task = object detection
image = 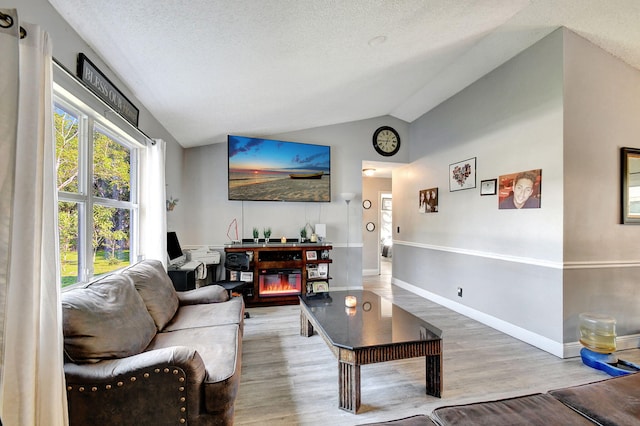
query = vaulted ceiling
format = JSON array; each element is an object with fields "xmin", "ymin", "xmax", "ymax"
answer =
[{"xmin": 48, "ymin": 0, "xmax": 640, "ymax": 148}]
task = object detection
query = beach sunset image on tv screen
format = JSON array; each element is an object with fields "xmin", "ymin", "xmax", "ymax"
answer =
[{"xmin": 228, "ymin": 135, "xmax": 331, "ymax": 202}]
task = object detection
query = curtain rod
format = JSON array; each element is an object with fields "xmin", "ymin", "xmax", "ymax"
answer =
[
  {"xmin": 0, "ymin": 11, "xmax": 26, "ymax": 39},
  {"xmin": 52, "ymin": 57, "xmax": 155, "ymax": 145}
]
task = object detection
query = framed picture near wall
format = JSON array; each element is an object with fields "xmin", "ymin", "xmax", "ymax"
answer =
[
  {"xmin": 498, "ymin": 169, "xmax": 542, "ymax": 209},
  {"xmin": 449, "ymin": 157, "xmax": 476, "ymax": 191},
  {"xmin": 382, "ymin": 197, "xmax": 392, "ymax": 210},
  {"xmin": 480, "ymin": 179, "xmax": 497, "ymax": 196},
  {"xmin": 621, "ymin": 147, "xmax": 640, "ymax": 224},
  {"xmin": 419, "ymin": 188, "xmax": 438, "ymax": 213}
]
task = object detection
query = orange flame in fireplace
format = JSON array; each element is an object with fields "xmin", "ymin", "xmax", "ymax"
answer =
[{"xmin": 259, "ymin": 274, "xmax": 301, "ymax": 297}]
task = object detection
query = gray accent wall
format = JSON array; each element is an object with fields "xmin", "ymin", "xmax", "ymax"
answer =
[{"xmin": 562, "ymin": 29, "xmax": 640, "ymax": 347}]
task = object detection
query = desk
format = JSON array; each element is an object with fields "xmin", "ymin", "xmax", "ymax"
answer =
[{"xmin": 168, "ymin": 263, "xmax": 218, "ymax": 291}]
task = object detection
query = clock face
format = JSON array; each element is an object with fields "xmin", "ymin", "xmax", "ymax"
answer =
[{"xmin": 373, "ymin": 126, "xmax": 401, "ymax": 156}]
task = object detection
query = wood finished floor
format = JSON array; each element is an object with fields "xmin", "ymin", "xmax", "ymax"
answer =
[{"xmin": 233, "ymin": 260, "xmax": 640, "ymax": 425}]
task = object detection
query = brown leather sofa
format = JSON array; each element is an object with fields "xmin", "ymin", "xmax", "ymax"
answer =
[
  {"xmin": 363, "ymin": 372, "xmax": 640, "ymax": 425},
  {"xmin": 61, "ymin": 259, "xmax": 244, "ymax": 426}
]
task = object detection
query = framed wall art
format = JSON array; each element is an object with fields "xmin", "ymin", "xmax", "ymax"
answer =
[
  {"xmin": 621, "ymin": 147, "xmax": 640, "ymax": 224},
  {"xmin": 419, "ymin": 188, "xmax": 438, "ymax": 213},
  {"xmin": 382, "ymin": 197, "xmax": 392, "ymax": 210},
  {"xmin": 449, "ymin": 157, "xmax": 476, "ymax": 191},
  {"xmin": 480, "ymin": 179, "xmax": 497, "ymax": 196},
  {"xmin": 498, "ymin": 169, "xmax": 542, "ymax": 209}
]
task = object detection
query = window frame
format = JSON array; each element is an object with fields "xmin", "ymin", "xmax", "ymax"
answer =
[{"xmin": 54, "ymin": 80, "xmax": 144, "ymax": 286}]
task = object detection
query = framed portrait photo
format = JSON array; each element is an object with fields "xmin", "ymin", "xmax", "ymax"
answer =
[
  {"xmin": 419, "ymin": 187, "xmax": 438, "ymax": 213},
  {"xmin": 480, "ymin": 179, "xmax": 497, "ymax": 196},
  {"xmin": 498, "ymin": 169, "xmax": 542, "ymax": 209},
  {"xmin": 449, "ymin": 157, "xmax": 476, "ymax": 191},
  {"xmin": 306, "ymin": 250, "xmax": 317, "ymax": 260}
]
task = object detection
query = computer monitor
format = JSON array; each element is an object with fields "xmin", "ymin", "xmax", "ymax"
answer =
[{"xmin": 167, "ymin": 231, "xmax": 186, "ymax": 266}]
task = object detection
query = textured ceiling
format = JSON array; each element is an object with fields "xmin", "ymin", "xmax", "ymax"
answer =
[{"xmin": 48, "ymin": 0, "xmax": 640, "ymax": 148}]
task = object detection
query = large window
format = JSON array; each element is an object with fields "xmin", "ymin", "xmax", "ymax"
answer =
[{"xmin": 55, "ymin": 94, "xmax": 140, "ymax": 287}]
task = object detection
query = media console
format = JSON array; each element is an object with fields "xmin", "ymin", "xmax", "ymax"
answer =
[{"xmin": 224, "ymin": 242, "xmax": 332, "ymax": 307}]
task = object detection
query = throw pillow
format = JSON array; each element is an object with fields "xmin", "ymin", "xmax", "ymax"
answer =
[
  {"xmin": 121, "ymin": 259, "xmax": 179, "ymax": 330},
  {"xmin": 62, "ymin": 273, "xmax": 157, "ymax": 363}
]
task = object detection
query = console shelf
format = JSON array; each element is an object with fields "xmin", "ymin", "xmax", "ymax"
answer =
[{"xmin": 224, "ymin": 243, "xmax": 332, "ymax": 307}]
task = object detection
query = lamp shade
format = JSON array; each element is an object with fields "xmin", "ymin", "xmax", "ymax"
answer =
[{"xmin": 340, "ymin": 192, "xmax": 355, "ymax": 202}]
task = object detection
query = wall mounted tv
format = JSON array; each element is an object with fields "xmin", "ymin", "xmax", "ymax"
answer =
[{"xmin": 228, "ymin": 135, "xmax": 331, "ymax": 202}]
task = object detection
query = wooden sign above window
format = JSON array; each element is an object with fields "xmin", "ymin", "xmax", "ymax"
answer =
[{"xmin": 76, "ymin": 53, "xmax": 139, "ymax": 126}]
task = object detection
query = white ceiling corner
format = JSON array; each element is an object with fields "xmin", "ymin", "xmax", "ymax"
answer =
[{"xmin": 47, "ymin": 0, "xmax": 640, "ymax": 148}]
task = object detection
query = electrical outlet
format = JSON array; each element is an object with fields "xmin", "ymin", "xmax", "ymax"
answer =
[{"xmin": 457, "ymin": 287, "xmax": 463, "ymax": 297}]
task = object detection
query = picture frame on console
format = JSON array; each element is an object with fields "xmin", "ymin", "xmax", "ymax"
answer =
[
  {"xmin": 312, "ymin": 281, "xmax": 329, "ymax": 293},
  {"xmin": 306, "ymin": 251, "xmax": 317, "ymax": 260},
  {"xmin": 318, "ymin": 264, "xmax": 328, "ymax": 278}
]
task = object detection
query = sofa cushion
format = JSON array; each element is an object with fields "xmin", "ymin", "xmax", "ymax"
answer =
[
  {"xmin": 177, "ymin": 284, "xmax": 229, "ymax": 306},
  {"xmin": 550, "ymin": 374, "xmax": 640, "ymax": 425},
  {"xmin": 431, "ymin": 393, "xmax": 594, "ymax": 425},
  {"xmin": 62, "ymin": 273, "xmax": 157, "ymax": 362},
  {"xmin": 121, "ymin": 259, "xmax": 179, "ymax": 330},
  {"xmin": 147, "ymin": 324, "xmax": 242, "ymax": 416},
  {"xmin": 163, "ymin": 297, "xmax": 244, "ymax": 333},
  {"xmin": 360, "ymin": 415, "xmax": 437, "ymax": 425}
]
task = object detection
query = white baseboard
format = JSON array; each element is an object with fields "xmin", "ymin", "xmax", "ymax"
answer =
[
  {"xmin": 393, "ymin": 278, "xmax": 567, "ymax": 358},
  {"xmin": 394, "ymin": 277, "xmax": 640, "ymax": 359}
]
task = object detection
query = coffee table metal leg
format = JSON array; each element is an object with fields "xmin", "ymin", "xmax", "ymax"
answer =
[
  {"xmin": 425, "ymin": 344, "xmax": 442, "ymax": 397},
  {"xmin": 338, "ymin": 349, "xmax": 360, "ymax": 413},
  {"xmin": 300, "ymin": 311, "xmax": 314, "ymax": 337}
]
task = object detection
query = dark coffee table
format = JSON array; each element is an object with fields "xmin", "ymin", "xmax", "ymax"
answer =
[{"xmin": 299, "ymin": 290, "xmax": 442, "ymax": 413}]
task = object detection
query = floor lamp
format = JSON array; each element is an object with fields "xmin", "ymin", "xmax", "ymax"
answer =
[{"xmin": 341, "ymin": 192, "xmax": 355, "ymax": 287}]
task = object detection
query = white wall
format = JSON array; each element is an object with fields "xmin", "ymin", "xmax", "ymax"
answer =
[
  {"xmin": 179, "ymin": 116, "xmax": 409, "ymax": 288},
  {"xmin": 393, "ymin": 29, "xmax": 566, "ymax": 354}
]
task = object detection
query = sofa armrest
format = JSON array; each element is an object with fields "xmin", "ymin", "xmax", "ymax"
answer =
[
  {"xmin": 65, "ymin": 346, "xmax": 206, "ymax": 425},
  {"xmin": 177, "ymin": 284, "xmax": 230, "ymax": 305}
]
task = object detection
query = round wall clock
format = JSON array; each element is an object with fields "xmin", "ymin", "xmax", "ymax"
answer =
[
  {"xmin": 372, "ymin": 126, "xmax": 401, "ymax": 157},
  {"xmin": 365, "ymin": 222, "xmax": 376, "ymax": 232},
  {"xmin": 362, "ymin": 199, "xmax": 372, "ymax": 209}
]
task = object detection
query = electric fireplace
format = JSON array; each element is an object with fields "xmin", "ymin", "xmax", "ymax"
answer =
[{"xmin": 258, "ymin": 268, "xmax": 302, "ymax": 297}]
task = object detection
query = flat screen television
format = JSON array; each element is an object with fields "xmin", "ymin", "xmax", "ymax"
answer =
[
  {"xmin": 167, "ymin": 231, "xmax": 185, "ymax": 266},
  {"xmin": 228, "ymin": 135, "xmax": 331, "ymax": 202}
]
